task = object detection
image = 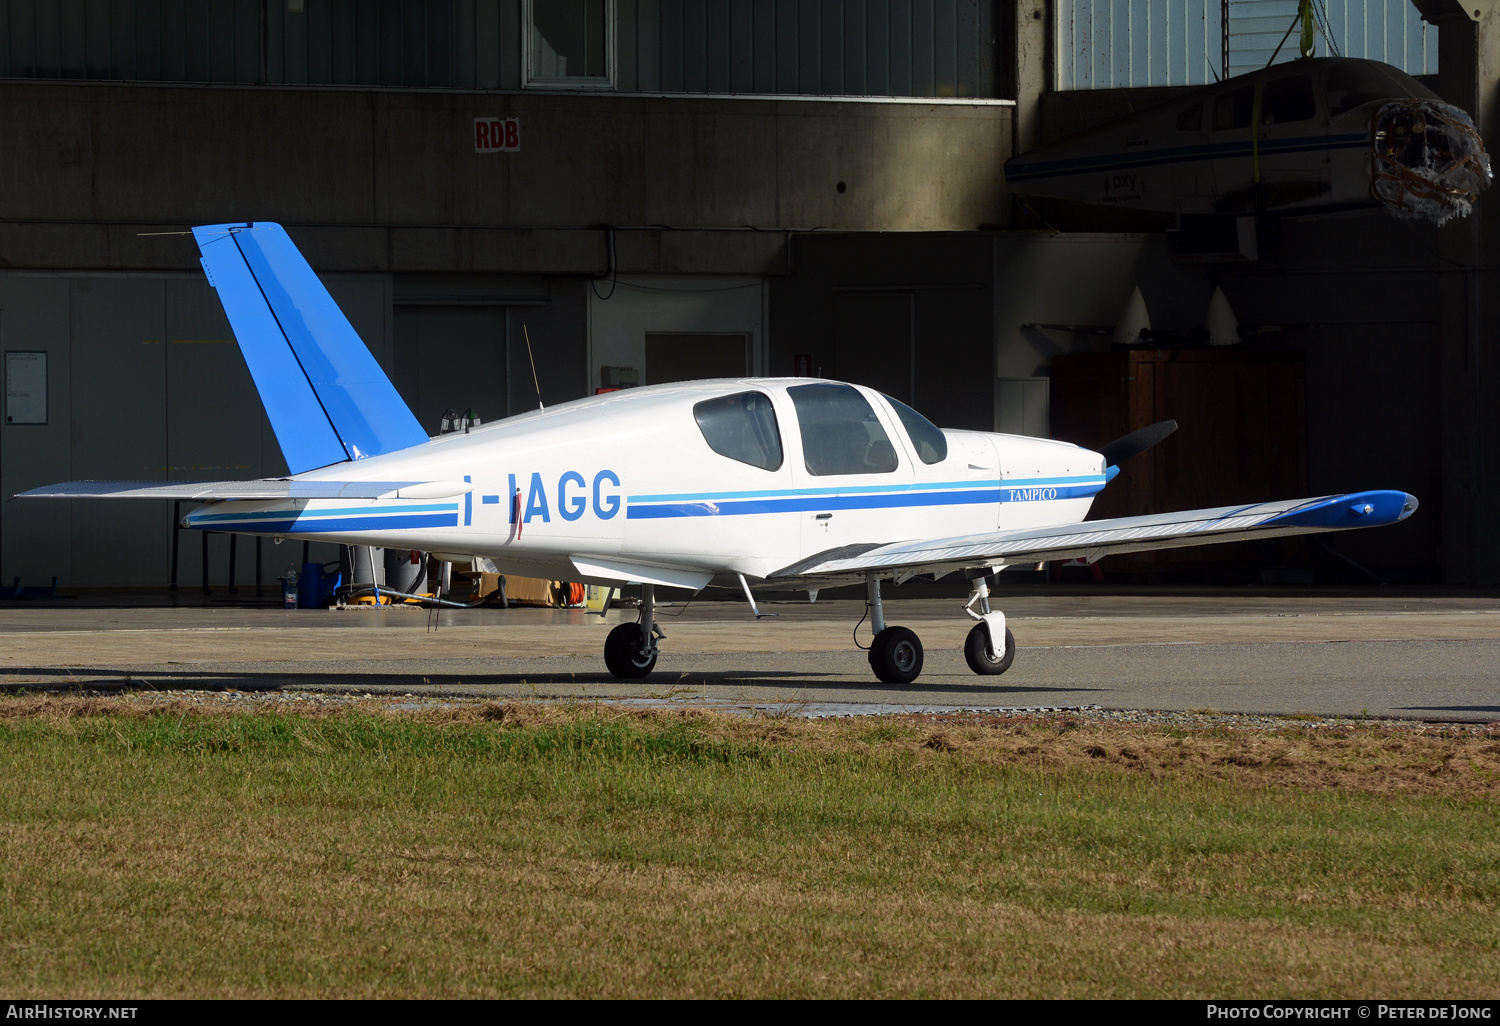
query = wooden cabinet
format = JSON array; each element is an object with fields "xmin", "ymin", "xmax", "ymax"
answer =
[{"xmin": 1050, "ymin": 349, "xmax": 1307, "ymax": 576}]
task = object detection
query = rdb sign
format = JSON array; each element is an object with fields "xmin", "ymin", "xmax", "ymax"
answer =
[{"xmin": 474, "ymin": 117, "xmax": 520, "ymax": 152}]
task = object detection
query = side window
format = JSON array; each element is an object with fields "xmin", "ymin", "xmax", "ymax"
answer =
[
  {"xmin": 1175, "ymin": 103, "xmax": 1203, "ymax": 132},
  {"xmin": 787, "ymin": 383, "xmax": 899, "ymax": 476},
  {"xmin": 881, "ymin": 394, "xmax": 948, "ymax": 465},
  {"xmin": 524, "ymin": 0, "xmax": 614, "ymax": 89},
  {"xmin": 1261, "ymin": 75, "xmax": 1316, "ymax": 124},
  {"xmin": 1213, "ymin": 85, "xmax": 1255, "ymax": 131},
  {"xmin": 693, "ymin": 391, "xmax": 783, "ymax": 471}
]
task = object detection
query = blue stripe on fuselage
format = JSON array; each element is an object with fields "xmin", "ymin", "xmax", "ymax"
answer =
[
  {"xmin": 1005, "ymin": 132, "xmax": 1367, "ymax": 181},
  {"xmin": 626, "ymin": 481, "xmax": 1102, "ymax": 519},
  {"xmin": 188, "ymin": 502, "xmax": 459, "ymax": 525},
  {"xmin": 185, "ymin": 512, "xmax": 460, "ymax": 534}
]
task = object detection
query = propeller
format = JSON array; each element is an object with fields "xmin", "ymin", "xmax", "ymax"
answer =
[{"xmin": 1099, "ymin": 419, "xmax": 1178, "ymax": 468}]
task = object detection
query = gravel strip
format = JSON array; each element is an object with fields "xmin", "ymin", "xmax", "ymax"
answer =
[{"xmin": 19, "ymin": 685, "xmax": 1498, "ymax": 736}]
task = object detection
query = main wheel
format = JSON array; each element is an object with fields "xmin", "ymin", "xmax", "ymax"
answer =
[
  {"xmin": 604, "ymin": 622, "xmax": 657, "ymax": 679},
  {"xmin": 868, "ymin": 626, "xmax": 924, "ymax": 684},
  {"xmin": 964, "ymin": 622, "xmax": 1016, "ymax": 675}
]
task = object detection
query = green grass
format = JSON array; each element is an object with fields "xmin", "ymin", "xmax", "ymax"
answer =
[{"xmin": 0, "ymin": 702, "xmax": 1496, "ymax": 998}]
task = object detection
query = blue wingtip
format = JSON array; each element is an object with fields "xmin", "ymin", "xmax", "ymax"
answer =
[{"xmin": 1268, "ymin": 490, "xmax": 1418, "ymax": 530}]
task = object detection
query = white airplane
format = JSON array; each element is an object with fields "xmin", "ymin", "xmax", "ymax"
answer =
[
  {"xmin": 19, "ymin": 223, "xmax": 1418, "ymax": 684},
  {"xmin": 1005, "ymin": 57, "xmax": 1491, "ymax": 225}
]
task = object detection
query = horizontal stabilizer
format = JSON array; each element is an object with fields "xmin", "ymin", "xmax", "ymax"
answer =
[
  {"xmin": 773, "ymin": 490, "xmax": 1418, "ymax": 580},
  {"xmin": 17, "ymin": 480, "xmax": 472, "ymax": 501},
  {"xmin": 193, "ymin": 222, "xmax": 429, "ymax": 473}
]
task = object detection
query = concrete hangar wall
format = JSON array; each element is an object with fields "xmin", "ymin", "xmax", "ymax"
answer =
[{"xmin": 0, "ymin": 0, "xmax": 1016, "ymax": 590}]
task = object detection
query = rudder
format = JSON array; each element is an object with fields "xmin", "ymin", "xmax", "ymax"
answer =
[{"xmin": 194, "ymin": 222, "xmax": 428, "ymax": 473}]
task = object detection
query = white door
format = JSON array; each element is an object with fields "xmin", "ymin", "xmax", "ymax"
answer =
[{"xmin": 785, "ymin": 382, "xmax": 915, "ymax": 560}]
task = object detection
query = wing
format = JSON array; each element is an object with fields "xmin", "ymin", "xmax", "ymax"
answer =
[
  {"xmin": 770, "ymin": 490, "xmax": 1418, "ymax": 582},
  {"xmin": 16, "ymin": 480, "xmax": 472, "ymax": 500}
]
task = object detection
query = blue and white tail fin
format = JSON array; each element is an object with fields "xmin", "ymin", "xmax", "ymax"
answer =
[{"xmin": 193, "ymin": 222, "xmax": 428, "ymax": 474}]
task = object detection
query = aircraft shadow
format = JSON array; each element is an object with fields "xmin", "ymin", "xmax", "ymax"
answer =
[
  {"xmin": 0, "ymin": 665, "xmax": 1106, "ymax": 699},
  {"xmin": 1394, "ymin": 704, "xmax": 1500, "ymax": 717}
]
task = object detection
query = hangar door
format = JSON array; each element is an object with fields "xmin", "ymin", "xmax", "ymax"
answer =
[
  {"xmin": 393, "ymin": 306, "xmax": 508, "ymax": 434},
  {"xmin": 643, "ymin": 333, "xmax": 750, "ymax": 384},
  {"xmin": 832, "ymin": 286, "xmax": 991, "ymax": 429}
]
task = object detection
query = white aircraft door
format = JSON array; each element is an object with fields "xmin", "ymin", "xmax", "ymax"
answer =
[{"xmin": 785, "ymin": 383, "xmax": 915, "ymax": 560}]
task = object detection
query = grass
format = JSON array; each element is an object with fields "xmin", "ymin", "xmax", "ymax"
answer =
[{"xmin": 0, "ymin": 697, "xmax": 1497, "ymax": 998}]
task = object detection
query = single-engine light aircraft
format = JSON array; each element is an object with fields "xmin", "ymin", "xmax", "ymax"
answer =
[
  {"xmin": 19, "ymin": 223, "xmax": 1418, "ymax": 683},
  {"xmin": 1005, "ymin": 57, "xmax": 1491, "ymax": 226}
]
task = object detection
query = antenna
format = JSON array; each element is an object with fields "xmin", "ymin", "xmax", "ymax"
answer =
[{"xmin": 523, "ymin": 324, "xmax": 544, "ymax": 411}]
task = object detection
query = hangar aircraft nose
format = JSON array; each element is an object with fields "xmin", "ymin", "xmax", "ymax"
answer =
[{"xmin": 1371, "ymin": 100, "xmax": 1492, "ymax": 225}]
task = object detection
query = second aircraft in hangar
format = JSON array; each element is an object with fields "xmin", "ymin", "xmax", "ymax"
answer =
[{"xmin": 1004, "ymin": 56, "xmax": 1491, "ymax": 225}]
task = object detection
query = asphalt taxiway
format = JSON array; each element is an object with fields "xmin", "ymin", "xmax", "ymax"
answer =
[{"xmin": 2, "ymin": 588, "xmax": 1497, "ymax": 720}]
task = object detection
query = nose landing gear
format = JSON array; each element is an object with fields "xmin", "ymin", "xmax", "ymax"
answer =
[
  {"xmin": 604, "ymin": 582, "xmax": 661, "ymax": 679},
  {"xmin": 963, "ymin": 573, "xmax": 1015, "ymax": 676}
]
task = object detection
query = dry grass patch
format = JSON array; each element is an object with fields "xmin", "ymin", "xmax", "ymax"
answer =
[{"xmin": 0, "ymin": 696, "xmax": 1495, "ymax": 998}]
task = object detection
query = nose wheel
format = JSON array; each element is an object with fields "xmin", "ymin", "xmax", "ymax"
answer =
[
  {"xmin": 963, "ymin": 572, "xmax": 1016, "ymax": 676},
  {"xmin": 964, "ymin": 622, "xmax": 1015, "ymax": 675},
  {"xmin": 604, "ymin": 583, "xmax": 661, "ymax": 679}
]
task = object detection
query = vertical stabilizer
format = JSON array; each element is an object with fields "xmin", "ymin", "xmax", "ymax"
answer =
[{"xmin": 193, "ymin": 222, "xmax": 428, "ymax": 474}]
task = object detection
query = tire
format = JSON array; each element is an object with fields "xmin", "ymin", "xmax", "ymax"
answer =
[
  {"xmin": 604, "ymin": 622, "xmax": 657, "ymax": 679},
  {"xmin": 964, "ymin": 622, "xmax": 1016, "ymax": 676},
  {"xmin": 868, "ymin": 625, "xmax": 924, "ymax": 684}
]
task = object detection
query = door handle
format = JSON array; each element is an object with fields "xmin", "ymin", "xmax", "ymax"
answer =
[{"xmin": 814, "ymin": 513, "xmax": 833, "ymax": 520}]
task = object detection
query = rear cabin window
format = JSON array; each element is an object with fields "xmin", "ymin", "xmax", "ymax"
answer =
[
  {"xmin": 881, "ymin": 394, "xmax": 948, "ymax": 465},
  {"xmin": 693, "ymin": 391, "xmax": 783, "ymax": 471},
  {"xmin": 1213, "ymin": 85, "xmax": 1255, "ymax": 130},
  {"xmin": 787, "ymin": 383, "xmax": 899, "ymax": 476},
  {"xmin": 1175, "ymin": 103, "xmax": 1203, "ymax": 132}
]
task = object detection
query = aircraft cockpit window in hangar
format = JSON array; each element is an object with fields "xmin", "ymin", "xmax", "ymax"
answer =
[{"xmin": 1, "ymin": 0, "xmax": 1498, "ymax": 591}]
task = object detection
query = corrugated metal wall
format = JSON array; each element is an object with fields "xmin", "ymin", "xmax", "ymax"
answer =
[
  {"xmin": 1058, "ymin": 0, "xmax": 1224, "ymax": 89},
  {"xmin": 1226, "ymin": 0, "xmax": 1434, "ymax": 77},
  {"xmin": 617, "ymin": 0, "xmax": 999, "ymax": 98},
  {"xmin": 1058, "ymin": 0, "xmax": 1437, "ymax": 89},
  {"xmin": 0, "ymin": 0, "xmax": 998, "ymax": 96}
]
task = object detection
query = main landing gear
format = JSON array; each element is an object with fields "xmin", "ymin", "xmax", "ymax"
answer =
[
  {"xmin": 862, "ymin": 571, "xmax": 1017, "ymax": 684},
  {"xmin": 865, "ymin": 573, "xmax": 924, "ymax": 683},
  {"xmin": 604, "ymin": 582, "xmax": 663, "ymax": 678}
]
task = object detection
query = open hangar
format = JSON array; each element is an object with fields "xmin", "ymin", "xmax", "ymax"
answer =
[{"xmin": 0, "ymin": 0, "xmax": 1493, "ymax": 595}]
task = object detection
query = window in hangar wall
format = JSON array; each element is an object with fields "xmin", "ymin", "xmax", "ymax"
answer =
[
  {"xmin": 0, "ymin": 0, "xmax": 999, "ymax": 98},
  {"xmin": 1058, "ymin": 0, "xmax": 1436, "ymax": 89}
]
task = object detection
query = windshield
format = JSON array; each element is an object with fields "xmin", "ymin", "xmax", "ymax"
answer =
[
  {"xmin": 1326, "ymin": 60, "xmax": 1440, "ymax": 115},
  {"xmin": 881, "ymin": 394, "xmax": 948, "ymax": 465}
]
